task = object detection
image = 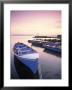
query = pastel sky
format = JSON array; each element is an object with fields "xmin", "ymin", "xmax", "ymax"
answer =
[{"xmin": 11, "ymin": 10, "xmax": 61, "ymax": 36}]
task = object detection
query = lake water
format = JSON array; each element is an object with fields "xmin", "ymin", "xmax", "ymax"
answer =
[{"xmin": 11, "ymin": 36, "xmax": 61, "ymax": 79}]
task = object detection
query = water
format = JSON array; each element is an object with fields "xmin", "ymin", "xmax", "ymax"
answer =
[{"xmin": 11, "ymin": 36, "xmax": 61, "ymax": 79}]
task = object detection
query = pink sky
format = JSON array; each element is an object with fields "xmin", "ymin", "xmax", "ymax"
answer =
[{"xmin": 11, "ymin": 10, "xmax": 61, "ymax": 36}]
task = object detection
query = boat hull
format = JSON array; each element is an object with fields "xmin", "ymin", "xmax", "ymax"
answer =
[
  {"xmin": 44, "ymin": 46, "xmax": 61, "ymax": 53},
  {"xmin": 14, "ymin": 55, "xmax": 39, "ymax": 79},
  {"xmin": 15, "ymin": 54, "xmax": 39, "ymax": 74}
]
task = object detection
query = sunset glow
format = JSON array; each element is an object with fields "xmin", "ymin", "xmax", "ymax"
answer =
[{"xmin": 11, "ymin": 10, "xmax": 61, "ymax": 36}]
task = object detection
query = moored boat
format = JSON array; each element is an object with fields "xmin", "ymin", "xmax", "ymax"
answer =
[
  {"xmin": 13, "ymin": 42, "xmax": 40, "ymax": 79},
  {"xmin": 44, "ymin": 46, "xmax": 61, "ymax": 53},
  {"xmin": 43, "ymin": 42, "xmax": 61, "ymax": 53}
]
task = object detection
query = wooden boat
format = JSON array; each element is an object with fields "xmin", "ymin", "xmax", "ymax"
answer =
[{"xmin": 13, "ymin": 42, "xmax": 40, "ymax": 79}]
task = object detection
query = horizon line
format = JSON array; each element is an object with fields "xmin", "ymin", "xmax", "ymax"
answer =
[{"xmin": 11, "ymin": 34, "xmax": 61, "ymax": 36}]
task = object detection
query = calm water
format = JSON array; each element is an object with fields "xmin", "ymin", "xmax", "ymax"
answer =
[{"xmin": 11, "ymin": 36, "xmax": 61, "ymax": 79}]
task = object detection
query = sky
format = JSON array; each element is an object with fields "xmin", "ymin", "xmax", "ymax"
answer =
[{"xmin": 11, "ymin": 10, "xmax": 61, "ymax": 36}]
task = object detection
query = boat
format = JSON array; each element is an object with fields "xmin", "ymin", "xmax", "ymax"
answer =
[
  {"xmin": 28, "ymin": 40, "xmax": 33, "ymax": 43},
  {"xmin": 28, "ymin": 39, "xmax": 47, "ymax": 47},
  {"xmin": 44, "ymin": 46, "xmax": 61, "ymax": 53},
  {"xmin": 13, "ymin": 42, "xmax": 40, "ymax": 79},
  {"xmin": 43, "ymin": 42, "xmax": 61, "ymax": 53}
]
